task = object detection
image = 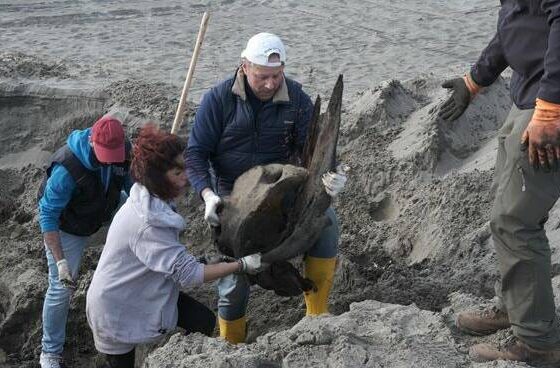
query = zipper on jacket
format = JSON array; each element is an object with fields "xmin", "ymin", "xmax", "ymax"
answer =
[
  {"xmin": 253, "ymin": 110, "xmax": 258, "ymax": 147},
  {"xmin": 518, "ymin": 166, "xmax": 526, "ymax": 192},
  {"xmin": 247, "ymin": 102, "xmax": 258, "ymax": 166}
]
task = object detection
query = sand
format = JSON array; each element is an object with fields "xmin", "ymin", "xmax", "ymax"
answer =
[
  {"xmin": 2, "ymin": 1, "xmax": 558, "ymax": 367},
  {"xmin": 1, "ymin": 0, "xmax": 498, "ymax": 102}
]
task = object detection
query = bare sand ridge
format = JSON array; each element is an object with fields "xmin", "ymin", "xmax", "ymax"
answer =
[{"xmin": 1, "ymin": 1, "xmax": 558, "ymax": 367}]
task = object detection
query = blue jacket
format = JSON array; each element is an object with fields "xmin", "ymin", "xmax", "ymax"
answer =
[
  {"xmin": 185, "ymin": 69, "xmax": 314, "ymax": 196},
  {"xmin": 471, "ymin": 0, "xmax": 560, "ymax": 109},
  {"xmin": 38, "ymin": 128, "xmax": 132, "ymax": 233}
]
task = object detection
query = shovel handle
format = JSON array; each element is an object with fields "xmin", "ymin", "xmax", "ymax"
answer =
[{"xmin": 171, "ymin": 12, "xmax": 210, "ymax": 135}]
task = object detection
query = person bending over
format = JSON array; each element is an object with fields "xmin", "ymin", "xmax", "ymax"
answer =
[
  {"xmin": 38, "ymin": 116, "xmax": 131, "ymax": 368},
  {"xmin": 86, "ymin": 124, "xmax": 261, "ymax": 368}
]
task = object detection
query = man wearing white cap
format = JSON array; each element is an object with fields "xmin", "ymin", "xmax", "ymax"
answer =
[{"xmin": 185, "ymin": 33, "xmax": 348, "ymax": 343}]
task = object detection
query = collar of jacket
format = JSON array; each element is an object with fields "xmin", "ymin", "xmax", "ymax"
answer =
[
  {"xmin": 129, "ymin": 182, "xmax": 186, "ymax": 230},
  {"xmin": 231, "ymin": 67, "xmax": 290, "ymax": 104}
]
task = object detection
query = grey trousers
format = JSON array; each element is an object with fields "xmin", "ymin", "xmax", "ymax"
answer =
[{"xmin": 491, "ymin": 105, "xmax": 560, "ymax": 349}]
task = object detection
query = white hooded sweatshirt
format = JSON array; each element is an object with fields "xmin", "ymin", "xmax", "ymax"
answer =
[{"xmin": 86, "ymin": 183, "xmax": 204, "ymax": 354}]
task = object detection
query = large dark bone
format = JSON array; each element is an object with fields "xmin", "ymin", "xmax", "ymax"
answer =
[
  {"xmin": 213, "ymin": 163, "xmax": 308, "ymax": 258},
  {"xmin": 215, "ymin": 75, "xmax": 343, "ymax": 266}
]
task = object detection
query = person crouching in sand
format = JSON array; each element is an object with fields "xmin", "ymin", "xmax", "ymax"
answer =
[{"xmin": 86, "ymin": 124, "xmax": 263, "ymax": 368}]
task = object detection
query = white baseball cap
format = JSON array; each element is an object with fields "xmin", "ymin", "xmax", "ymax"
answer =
[{"xmin": 241, "ymin": 33, "xmax": 286, "ymax": 67}]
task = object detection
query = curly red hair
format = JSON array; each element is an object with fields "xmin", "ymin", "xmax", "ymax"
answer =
[{"xmin": 131, "ymin": 124, "xmax": 186, "ymax": 200}]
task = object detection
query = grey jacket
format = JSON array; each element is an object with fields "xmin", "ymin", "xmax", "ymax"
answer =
[{"xmin": 86, "ymin": 183, "xmax": 204, "ymax": 354}]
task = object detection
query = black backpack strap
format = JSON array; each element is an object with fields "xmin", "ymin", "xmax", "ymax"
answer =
[
  {"xmin": 60, "ymin": 152, "xmax": 89, "ymax": 185},
  {"xmin": 37, "ymin": 146, "xmax": 89, "ymax": 202}
]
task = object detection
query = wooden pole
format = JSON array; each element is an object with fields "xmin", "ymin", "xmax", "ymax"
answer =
[{"xmin": 171, "ymin": 12, "xmax": 210, "ymax": 134}]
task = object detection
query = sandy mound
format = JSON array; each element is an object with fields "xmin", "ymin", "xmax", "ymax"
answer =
[
  {"xmin": 143, "ymin": 296, "xmax": 531, "ymax": 368},
  {"xmin": 0, "ymin": 52, "xmax": 73, "ymax": 80}
]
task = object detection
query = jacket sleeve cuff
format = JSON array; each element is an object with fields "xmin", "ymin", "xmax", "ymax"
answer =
[
  {"xmin": 173, "ymin": 251, "xmax": 206, "ymax": 288},
  {"xmin": 193, "ymin": 179, "xmax": 212, "ymax": 198},
  {"xmin": 192, "ymin": 262, "xmax": 205, "ymax": 285},
  {"xmin": 537, "ymin": 89, "xmax": 560, "ymax": 106},
  {"xmin": 469, "ymin": 66, "xmax": 494, "ymax": 88},
  {"xmin": 463, "ymin": 73, "xmax": 482, "ymax": 96},
  {"xmin": 40, "ymin": 222, "xmax": 59, "ymax": 233}
]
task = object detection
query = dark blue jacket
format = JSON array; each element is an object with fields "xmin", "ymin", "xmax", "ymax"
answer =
[
  {"xmin": 185, "ymin": 69, "xmax": 314, "ymax": 196},
  {"xmin": 471, "ymin": 0, "xmax": 560, "ymax": 109}
]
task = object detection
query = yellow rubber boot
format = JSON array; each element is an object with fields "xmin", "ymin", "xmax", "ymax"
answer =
[
  {"xmin": 218, "ymin": 316, "xmax": 246, "ymax": 344},
  {"xmin": 303, "ymin": 256, "xmax": 337, "ymax": 316}
]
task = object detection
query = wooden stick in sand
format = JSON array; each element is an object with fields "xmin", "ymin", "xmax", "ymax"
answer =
[{"xmin": 171, "ymin": 11, "xmax": 210, "ymax": 135}]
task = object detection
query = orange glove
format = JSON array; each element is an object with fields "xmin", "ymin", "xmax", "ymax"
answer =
[
  {"xmin": 463, "ymin": 74, "xmax": 482, "ymax": 96},
  {"xmin": 521, "ymin": 98, "xmax": 560, "ymax": 170}
]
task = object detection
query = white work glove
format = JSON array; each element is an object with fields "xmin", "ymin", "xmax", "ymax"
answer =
[
  {"xmin": 202, "ymin": 190, "xmax": 222, "ymax": 227},
  {"xmin": 322, "ymin": 164, "xmax": 349, "ymax": 197},
  {"xmin": 238, "ymin": 253, "xmax": 268, "ymax": 275},
  {"xmin": 56, "ymin": 259, "xmax": 76, "ymax": 290}
]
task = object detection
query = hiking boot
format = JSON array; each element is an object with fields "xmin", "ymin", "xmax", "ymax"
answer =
[
  {"xmin": 455, "ymin": 306, "xmax": 510, "ymax": 335},
  {"xmin": 39, "ymin": 352, "xmax": 67, "ymax": 368},
  {"xmin": 470, "ymin": 338, "xmax": 560, "ymax": 364}
]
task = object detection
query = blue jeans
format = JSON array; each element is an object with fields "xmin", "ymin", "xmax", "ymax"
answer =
[
  {"xmin": 42, "ymin": 231, "xmax": 89, "ymax": 354},
  {"xmin": 217, "ymin": 207, "xmax": 339, "ymax": 320}
]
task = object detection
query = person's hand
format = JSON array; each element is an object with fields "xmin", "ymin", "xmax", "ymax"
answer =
[
  {"xmin": 201, "ymin": 189, "xmax": 222, "ymax": 227},
  {"xmin": 521, "ymin": 98, "xmax": 560, "ymax": 171},
  {"xmin": 239, "ymin": 253, "xmax": 268, "ymax": 275},
  {"xmin": 322, "ymin": 164, "xmax": 349, "ymax": 197},
  {"xmin": 439, "ymin": 74, "xmax": 481, "ymax": 121},
  {"xmin": 56, "ymin": 259, "xmax": 76, "ymax": 290}
]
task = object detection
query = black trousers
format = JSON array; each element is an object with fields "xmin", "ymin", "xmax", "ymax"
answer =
[{"xmin": 104, "ymin": 293, "xmax": 215, "ymax": 368}]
